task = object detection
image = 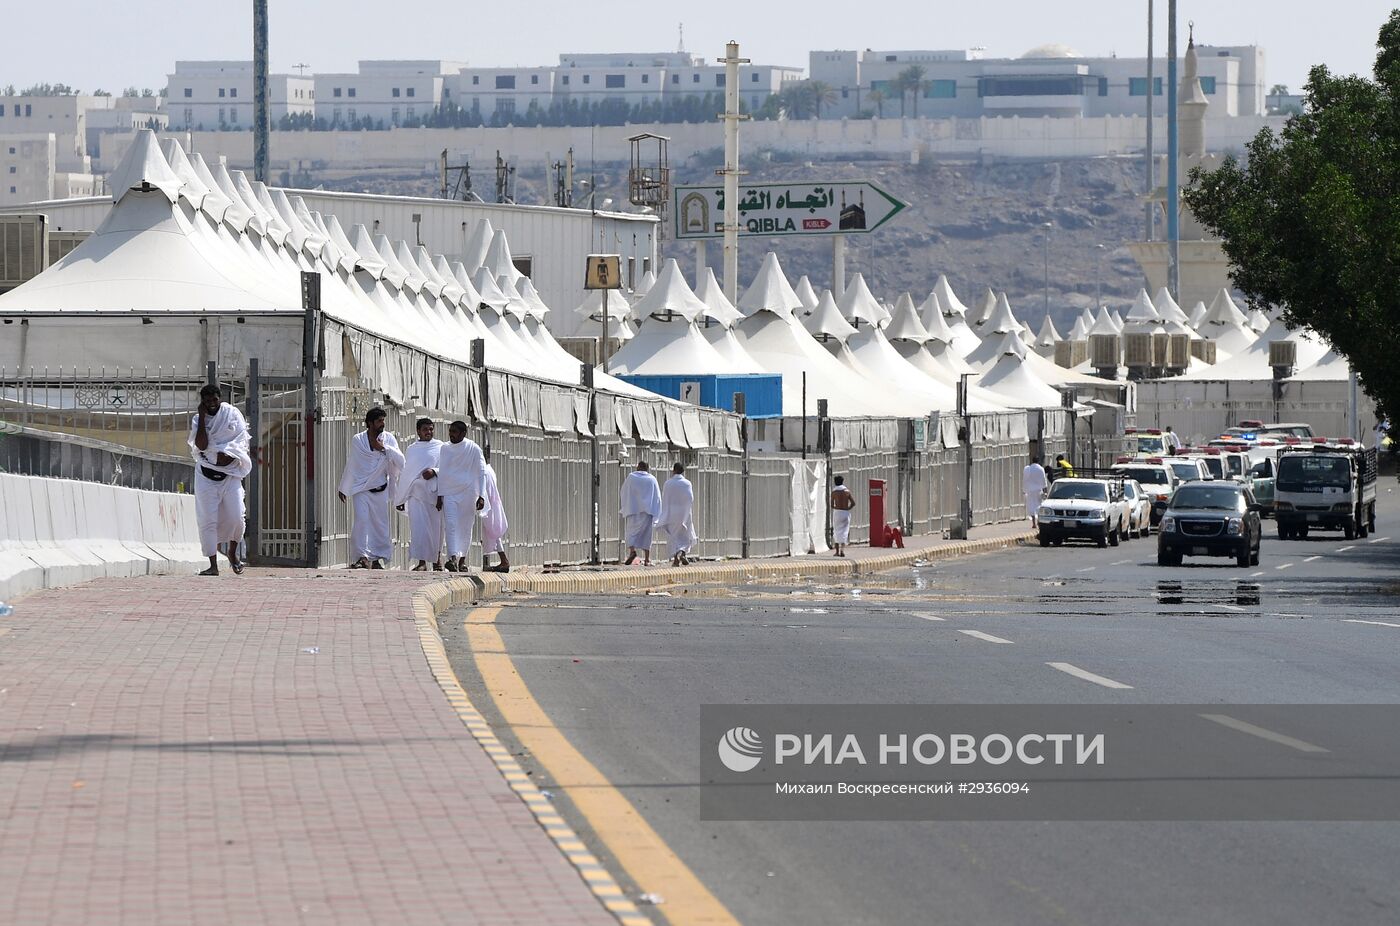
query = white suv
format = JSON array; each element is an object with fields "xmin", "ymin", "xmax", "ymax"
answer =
[{"xmin": 1037, "ymin": 478, "xmax": 1130, "ymax": 548}]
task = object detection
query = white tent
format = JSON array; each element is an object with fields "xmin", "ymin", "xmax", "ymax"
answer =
[
  {"xmin": 793, "ymin": 275, "xmax": 820, "ymax": 313},
  {"xmin": 1109, "ymin": 309, "xmax": 1125, "ymax": 332},
  {"xmin": 976, "ymin": 332, "xmax": 1067, "ymax": 408},
  {"xmin": 1178, "ymin": 316, "xmax": 1329, "ymax": 381},
  {"xmin": 737, "ymin": 251, "xmax": 804, "ymax": 321},
  {"xmin": 694, "ymin": 267, "xmax": 764, "ymax": 372},
  {"xmin": 837, "ymin": 273, "xmax": 890, "ymax": 328},
  {"xmin": 573, "ymin": 289, "xmax": 635, "ymax": 341},
  {"xmin": 970, "ymin": 287, "xmax": 997, "ymax": 328},
  {"xmin": 1286, "ymin": 348, "xmax": 1351, "ymax": 382},
  {"xmin": 1123, "ymin": 288, "xmax": 1163, "ymax": 327},
  {"xmin": 1187, "ymin": 300, "xmax": 1209, "ymax": 328},
  {"xmin": 1198, "ymin": 288, "xmax": 1257, "ymax": 358},
  {"xmin": 884, "ymin": 293, "xmax": 930, "ymax": 344},
  {"xmin": 608, "ymin": 260, "xmax": 741, "ymax": 375},
  {"xmin": 462, "ymin": 218, "xmax": 494, "ymax": 274},
  {"xmin": 695, "ymin": 267, "xmax": 743, "ymax": 328},
  {"xmin": 1033, "ymin": 316, "xmax": 1062, "ymax": 357},
  {"xmin": 1067, "ymin": 315, "xmax": 1090, "ymax": 341},
  {"xmin": 803, "ymin": 289, "xmax": 858, "ymax": 341},
  {"xmin": 1246, "ymin": 308, "xmax": 1270, "ymax": 333},
  {"xmin": 1152, "ymin": 287, "xmax": 1192, "ymax": 326}
]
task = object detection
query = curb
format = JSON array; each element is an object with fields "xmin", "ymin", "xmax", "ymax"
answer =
[{"xmin": 407, "ymin": 528, "xmax": 1032, "ymax": 925}]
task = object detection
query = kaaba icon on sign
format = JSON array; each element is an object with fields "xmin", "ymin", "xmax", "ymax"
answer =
[{"xmin": 839, "ymin": 190, "xmax": 867, "ymax": 230}]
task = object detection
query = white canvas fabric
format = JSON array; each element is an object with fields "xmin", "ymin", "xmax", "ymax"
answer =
[{"xmin": 737, "ymin": 252, "xmax": 804, "ymax": 320}]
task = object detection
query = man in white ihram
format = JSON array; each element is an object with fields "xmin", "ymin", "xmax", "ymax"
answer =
[
  {"xmin": 188, "ymin": 384, "xmax": 253, "ymax": 576},
  {"xmin": 480, "ymin": 455, "xmax": 510, "ymax": 573},
  {"xmin": 619, "ymin": 460, "xmax": 662, "ymax": 566},
  {"xmin": 338, "ymin": 407, "xmax": 405, "ymax": 570},
  {"xmin": 394, "ymin": 418, "xmax": 445, "ymax": 571},
  {"xmin": 436, "ymin": 420, "xmax": 486, "ymax": 573},
  {"xmin": 658, "ymin": 462, "xmax": 697, "ymax": 567},
  {"xmin": 1023, "ymin": 455, "xmax": 1048, "ymax": 527}
]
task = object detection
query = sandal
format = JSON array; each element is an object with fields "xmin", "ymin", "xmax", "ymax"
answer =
[
  {"xmin": 350, "ymin": 558, "xmax": 370, "ymax": 570},
  {"xmin": 370, "ymin": 560, "xmax": 384, "ymax": 570},
  {"xmin": 412, "ymin": 562, "xmax": 427, "ymax": 572},
  {"xmin": 624, "ymin": 552, "xmax": 637, "ymax": 566},
  {"xmin": 444, "ymin": 560, "xmax": 458, "ymax": 572},
  {"xmin": 199, "ymin": 566, "xmax": 219, "ymax": 576},
  {"xmin": 231, "ymin": 561, "xmax": 245, "ymax": 575},
  {"xmin": 432, "ymin": 562, "xmax": 444, "ymax": 572}
]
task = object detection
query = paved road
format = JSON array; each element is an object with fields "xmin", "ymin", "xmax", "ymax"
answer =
[{"xmin": 444, "ymin": 490, "xmax": 1400, "ymax": 926}]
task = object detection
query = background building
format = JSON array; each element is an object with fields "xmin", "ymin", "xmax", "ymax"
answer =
[
  {"xmin": 167, "ymin": 61, "xmax": 314, "ymax": 130},
  {"xmin": 312, "ymin": 60, "xmax": 461, "ymax": 128}
]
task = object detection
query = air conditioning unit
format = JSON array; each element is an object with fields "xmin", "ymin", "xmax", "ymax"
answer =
[
  {"xmin": 1054, "ymin": 340, "xmax": 1087, "ymax": 369},
  {"xmin": 1167, "ymin": 333, "xmax": 1191, "ymax": 368},
  {"xmin": 1268, "ymin": 340, "xmax": 1297, "ymax": 369},
  {"xmin": 1122, "ymin": 332, "xmax": 1153, "ymax": 367},
  {"xmin": 1151, "ymin": 331, "xmax": 1170, "ymax": 366},
  {"xmin": 1089, "ymin": 334, "xmax": 1121, "ymax": 368},
  {"xmin": 1190, "ymin": 339, "xmax": 1218, "ymax": 364}
]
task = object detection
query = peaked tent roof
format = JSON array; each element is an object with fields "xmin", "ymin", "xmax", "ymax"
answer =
[
  {"xmin": 629, "ymin": 258, "xmax": 709, "ymax": 322},
  {"xmin": 1034, "ymin": 316, "xmax": 1062, "ymax": 347},
  {"xmin": 1247, "ymin": 308, "xmax": 1271, "ymax": 333},
  {"xmin": 837, "ymin": 273, "xmax": 890, "ymax": 327},
  {"xmin": 1179, "ymin": 316, "xmax": 1329, "ymax": 380},
  {"xmin": 573, "ymin": 289, "xmax": 634, "ymax": 340},
  {"xmin": 933, "ymin": 274, "xmax": 971, "ymax": 318},
  {"xmin": 695, "ymin": 267, "xmax": 743, "ymax": 327},
  {"xmin": 1153, "ymin": 286, "xmax": 1191, "ymax": 325},
  {"xmin": 702, "ymin": 324, "xmax": 766, "ymax": 373},
  {"xmin": 1124, "ymin": 288, "xmax": 1162, "ymax": 326},
  {"xmin": 802, "ymin": 289, "xmax": 858, "ymax": 341},
  {"xmin": 1285, "ymin": 348, "xmax": 1351, "ymax": 382},
  {"xmin": 793, "ymin": 275, "xmax": 820, "ymax": 312},
  {"xmin": 883, "ymin": 293, "xmax": 930, "ymax": 343},
  {"xmin": 920, "ymin": 293, "xmax": 958, "ymax": 344},
  {"xmin": 982, "ymin": 292, "xmax": 1023, "ymax": 334},
  {"xmin": 1068, "ymin": 315, "xmax": 1090, "ymax": 340},
  {"xmin": 1187, "ymin": 300, "xmax": 1209, "ymax": 327},
  {"xmin": 976, "ymin": 339, "xmax": 1067, "ymax": 408},
  {"xmin": 462, "ymin": 218, "xmax": 494, "ymax": 274},
  {"xmin": 971, "ymin": 287, "xmax": 997, "ymax": 327},
  {"xmin": 737, "ymin": 251, "xmax": 803, "ymax": 320},
  {"xmin": 607, "ymin": 311, "xmax": 740, "ymax": 375}
]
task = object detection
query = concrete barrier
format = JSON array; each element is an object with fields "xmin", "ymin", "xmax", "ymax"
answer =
[{"xmin": 0, "ymin": 474, "xmax": 204, "ymax": 602}]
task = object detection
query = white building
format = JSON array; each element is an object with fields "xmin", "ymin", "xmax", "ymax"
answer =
[
  {"xmin": 313, "ymin": 60, "xmax": 461, "ymax": 128},
  {"xmin": 166, "ymin": 61, "xmax": 315, "ymax": 131},
  {"xmin": 809, "ymin": 44, "xmax": 1266, "ymax": 120}
]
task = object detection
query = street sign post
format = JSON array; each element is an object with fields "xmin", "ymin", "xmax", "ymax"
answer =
[{"xmin": 673, "ymin": 180, "xmax": 906, "ymax": 240}]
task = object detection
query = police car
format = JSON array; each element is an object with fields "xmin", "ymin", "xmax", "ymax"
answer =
[{"xmin": 1110, "ymin": 457, "xmax": 1178, "ymax": 525}]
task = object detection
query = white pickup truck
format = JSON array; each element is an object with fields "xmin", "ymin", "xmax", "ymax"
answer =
[
  {"xmin": 1037, "ymin": 477, "xmax": 1131, "ymax": 548},
  {"xmin": 1273, "ymin": 441, "xmax": 1378, "ymax": 540}
]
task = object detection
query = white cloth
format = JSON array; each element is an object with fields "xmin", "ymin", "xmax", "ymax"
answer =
[
  {"xmin": 658, "ymin": 474, "xmax": 697, "ymax": 554},
  {"xmin": 1165, "ymin": 430, "xmax": 1182, "ymax": 452},
  {"xmin": 338, "ymin": 430, "xmax": 405, "ymax": 497},
  {"xmin": 833, "ymin": 509, "xmax": 852, "ymax": 545},
  {"xmin": 439, "ymin": 438, "xmax": 487, "ymax": 558},
  {"xmin": 443, "ymin": 493, "xmax": 476, "ymax": 558},
  {"xmin": 624, "ymin": 513, "xmax": 656, "ymax": 551},
  {"xmin": 194, "ymin": 467, "xmax": 244, "ymax": 557},
  {"xmin": 481, "ymin": 462, "xmax": 508, "ymax": 553},
  {"xmin": 1025, "ymin": 492, "xmax": 1043, "ymax": 521},
  {"xmin": 404, "ymin": 496, "xmax": 442, "ymax": 561},
  {"xmin": 188, "ymin": 403, "xmax": 251, "ymax": 558},
  {"xmin": 1022, "ymin": 463, "xmax": 1047, "ymax": 494},
  {"xmin": 351, "ymin": 489, "xmax": 393, "ymax": 561},
  {"xmin": 395, "ymin": 437, "xmax": 443, "ymax": 562},
  {"xmin": 187, "ymin": 403, "xmax": 253, "ymax": 479}
]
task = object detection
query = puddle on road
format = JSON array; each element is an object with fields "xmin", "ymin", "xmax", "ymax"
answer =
[{"xmin": 1155, "ymin": 581, "xmax": 1262, "ymax": 608}]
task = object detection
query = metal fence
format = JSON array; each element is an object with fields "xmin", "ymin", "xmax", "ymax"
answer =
[{"xmin": 0, "ymin": 421, "xmax": 194, "ymax": 492}]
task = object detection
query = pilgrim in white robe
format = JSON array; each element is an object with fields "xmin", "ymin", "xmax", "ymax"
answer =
[
  {"xmin": 620, "ymin": 469, "xmax": 662, "ymax": 550},
  {"xmin": 438, "ymin": 437, "xmax": 486, "ymax": 558},
  {"xmin": 658, "ymin": 474, "xmax": 697, "ymax": 555},
  {"xmin": 395, "ymin": 437, "xmax": 444, "ymax": 561},
  {"xmin": 339, "ymin": 430, "xmax": 405, "ymax": 561},
  {"xmin": 187, "ymin": 403, "xmax": 253, "ymax": 557},
  {"xmin": 480, "ymin": 462, "xmax": 509, "ymax": 554},
  {"xmin": 831, "ymin": 485, "xmax": 853, "ymax": 544},
  {"xmin": 1023, "ymin": 462, "xmax": 1048, "ymax": 522}
]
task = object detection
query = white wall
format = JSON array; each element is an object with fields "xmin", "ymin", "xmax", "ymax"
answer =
[
  {"xmin": 0, "ymin": 474, "xmax": 204, "ymax": 601},
  {"xmin": 0, "ymin": 134, "xmax": 57, "ymax": 205}
]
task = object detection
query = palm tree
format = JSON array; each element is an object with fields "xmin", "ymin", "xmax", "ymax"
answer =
[
  {"xmin": 868, "ymin": 88, "xmax": 886, "ymax": 118},
  {"xmin": 809, "ymin": 80, "xmax": 837, "ymax": 119},
  {"xmin": 897, "ymin": 65, "xmax": 928, "ymax": 118}
]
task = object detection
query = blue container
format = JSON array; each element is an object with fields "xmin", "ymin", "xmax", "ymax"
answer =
[{"xmin": 617, "ymin": 373, "xmax": 783, "ymax": 418}]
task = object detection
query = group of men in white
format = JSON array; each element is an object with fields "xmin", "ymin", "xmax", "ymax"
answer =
[
  {"xmin": 188, "ymin": 393, "xmax": 704, "ymax": 572},
  {"xmin": 337, "ymin": 409, "xmax": 510, "ymax": 572}
]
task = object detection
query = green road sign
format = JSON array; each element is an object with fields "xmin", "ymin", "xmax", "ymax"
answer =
[{"xmin": 672, "ymin": 180, "xmax": 907, "ymax": 240}]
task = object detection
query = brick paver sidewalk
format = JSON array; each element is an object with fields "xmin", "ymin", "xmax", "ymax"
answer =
[{"xmin": 0, "ymin": 573, "xmax": 615, "ymax": 925}]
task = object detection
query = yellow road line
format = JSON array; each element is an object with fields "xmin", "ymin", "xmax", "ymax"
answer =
[
  {"xmin": 467, "ymin": 604, "xmax": 740, "ymax": 926},
  {"xmin": 409, "ymin": 592, "xmax": 650, "ymax": 926}
]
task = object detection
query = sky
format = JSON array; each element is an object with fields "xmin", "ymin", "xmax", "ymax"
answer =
[{"xmin": 7, "ymin": 1, "xmax": 1395, "ymax": 96}]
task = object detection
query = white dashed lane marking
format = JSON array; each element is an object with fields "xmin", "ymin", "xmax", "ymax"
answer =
[
  {"xmin": 1275, "ymin": 563, "xmax": 1294, "ymax": 571},
  {"xmin": 1368, "ymin": 536, "xmax": 1391, "ymax": 544},
  {"xmin": 1304, "ymin": 556, "xmax": 1321, "ymax": 563},
  {"xmin": 1336, "ymin": 546, "xmax": 1356, "ymax": 552},
  {"xmin": 1343, "ymin": 619, "xmax": 1400, "ymax": 629},
  {"xmin": 1200, "ymin": 714, "xmax": 1329, "ymax": 753},
  {"xmin": 1249, "ymin": 571, "xmax": 1265, "ymax": 577},
  {"xmin": 1046, "ymin": 662, "xmax": 1133, "ymax": 690},
  {"xmin": 1076, "ymin": 566, "xmax": 1097, "ymax": 573},
  {"xmin": 908, "ymin": 611, "xmax": 945, "ymax": 622},
  {"xmin": 956, "ymin": 629, "xmax": 1013, "ymax": 645}
]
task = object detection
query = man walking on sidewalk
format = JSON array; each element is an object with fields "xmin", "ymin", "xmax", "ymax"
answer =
[
  {"xmin": 1023, "ymin": 455, "xmax": 1048, "ymax": 527},
  {"xmin": 436, "ymin": 420, "xmax": 486, "ymax": 573},
  {"xmin": 188, "ymin": 384, "xmax": 252, "ymax": 576},
  {"xmin": 338, "ymin": 407, "xmax": 405, "ymax": 570},
  {"xmin": 830, "ymin": 475, "xmax": 855, "ymax": 558},
  {"xmin": 620, "ymin": 460, "xmax": 661, "ymax": 566},
  {"xmin": 395, "ymin": 418, "xmax": 444, "ymax": 571},
  {"xmin": 658, "ymin": 462, "xmax": 697, "ymax": 567},
  {"xmin": 480, "ymin": 454, "xmax": 510, "ymax": 572}
]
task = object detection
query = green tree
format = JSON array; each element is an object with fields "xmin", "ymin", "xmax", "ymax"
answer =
[
  {"xmin": 1183, "ymin": 11, "xmax": 1400, "ymax": 417},
  {"xmin": 897, "ymin": 65, "xmax": 927, "ymax": 117},
  {"xmin": 808, "ymin": 80, "xmax": 836, "ymax": 119}
]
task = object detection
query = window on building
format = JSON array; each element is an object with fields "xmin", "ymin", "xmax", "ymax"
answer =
[
  {"xmin": 886, "ymin": 55, "xmax": 898, "ymax": 62},
  {"xmin": 218, "ymin": 107, "xmax": 225, "ymax": 123},
  {"xmin": 627, "ymin": 255, "xmax": 636, "ymax": 289},
  {"xmin": 927, "ymin": 79, "xmax": 956, "ymax": 98},
  {"xmin": 978, "ymin": 75, "xmax": 1086, "ymax": 97},
  {"xmin": 562, "ymin": 75, "xmax": 570, "ymax": 86},
  {"xmin": 496, "ymin": 75, "xmax": 516, "ymax": 90},
  {"xmin": 348, "ymin": 107, "xmax": 356, "ymax": 122},
  {"xmin": 472, "ymin": 75, "xmax": 479, "ymax": 85},
  {"xmin": 348, "ymin": 88, "xmax": 356, "ymax": 98},
  {"xmin": 229, "ymin": 107, "xmax": 238, "ymax": 124},
  {"xmin": 334, "ymin": 87, "xmax": 342, "ymax": 97},
  {"xmin": 333, "ymin": 107, "xmax": 341, "ymax": 122},
  {"xmin": 605, "ymin": 74, "xmax": 625, "ymax": 89},
  {"xmin": 407, "ymin": 87, "xmax": 415, "ymax": 97},
  {"xmin": 496, "ymin": 98, "xmax": 516, "ymax": 115},
  {"xmin": 8, "ymin": 167, "xmax": 15, "ymax": 174},
  {"xmin": 583, "ymin": 75, "xmax": 590, "ymax": 84},
  {"xmin": 183, "ymin": 88, "xmax": 192, "ymax": 98},
  {"xmin": 8, "ymin": 188, "xmax": 14, "ymax": 195},
  {"xmin": 1098, "ymin": 76, "xmax": 1109, "ymax": 96},
  {"xmin": 716, "ymin": 74, "xmax": 725, "ymax": 87},
  {"xmin": 1200, "ymin": 76, "xmax": 1217, "ymax": 94},
  {"xmin": 1129, "ymin": 77, "xmax": 1164, "ymax": 96},
  {"xmin": 693, "ymin": 74, "xmax": 700, "ymax": 83},
  {"xmin": 407, "ymin": 105, "xmax": 415, "ymax": 119},
  {"xmin": 671, "ymin": 74, "xmax": 679, "ymax": 85},
  {"xmin": 641, "ymin": 74, "xmax": 649, "ymax": 84},
  {"xmin": 183, "ymin": 107, "xmax": 192, "ymax": 124},
  {"xmin": 393, "ymin": 87, "xmax": 401, "ymax": 97},
  {"xmin": 512, "ymin": 256, "xmax": 532, "ymax": 277},
  {"xmin": 751, "ymin": 72, "xmax": 760, "ymax": 83},
  {"xmin": 219, "ymin": 88, "xmax": 226, "ymax": 98},
  {"xmin": 530, "ymin": 75, "xmax": 539, "ymax": 85},
  {"xmin": 230, "ymin": 88, "xmax": 237, "ymax": 98}
]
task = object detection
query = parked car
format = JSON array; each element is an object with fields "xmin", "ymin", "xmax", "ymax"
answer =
[
  {"xmin": 1166, "ymin": 457, "xmax": 1213, "ymax": 484},
  {"xmin": 1157, "ymin": 482, "xmax": 1264, "ymax": 567},
  {"xmin": 1111, "ymin": 458, "xmax": 1179, "ymax": 525},
  {"xmin": 1121, "ymin": 479, "xmax": 1153, "ymax": 537},
  {"xmin": 1037, "ymin": 478, "xmax": 1130, "ymax": 548}
]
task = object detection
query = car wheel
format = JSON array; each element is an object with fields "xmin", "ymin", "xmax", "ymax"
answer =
[
  {"xmin": 1157, "ymin": 548, "xmax": 1181, "ymax": 567},
  {"xmin": 1298, "ymin": 526, "xmax": 1309, "ymax": 539},
  {"xmin": 1039, "ymin": 536, "xmax": 1050, "ymax": 547},
  {"xmin": 1250, "ymin": 545, "xmax": 1260, "ymax": 566},
  {"xmin": 1359, "ymin": 515, "xmax": 1369, "ymax": 538},
  {"xmin": 1236, "ymin": 544, "xmax": 1251, "ymax": 568},
  {"xmin": 1344, "ymin": 522, "xmax": 1355, "ymax": 540},
  {"xmin": 1098, "ymin": 530, "xmax": 1109, "ymax": 548},
  {"xmin": 1052, "ymin": 539, "xmax": 1063, "ymax": 546},
  {"xmin": 1276, "ymin": 524, "xmax": 1289, "ymax": 541}
]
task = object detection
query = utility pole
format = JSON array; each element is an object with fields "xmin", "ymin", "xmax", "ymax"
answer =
[
  {"xmin": 1041, "ymin": 221, "xmax": 1052, "ymax": 319},
  {"xmin": 1145, "ymin": 0, "xmax": 1155, "ymax": 243},
  {"xmin": 253, "ymin": 0, "xmax": 269, "ymax": 183},
  {"xmin": 718, "ymin": 40, "xmax": 748, "ymax": 304},
  {"xmin": 1167, "ymin": 0, "xmax": 1180, "ymax": 300}
]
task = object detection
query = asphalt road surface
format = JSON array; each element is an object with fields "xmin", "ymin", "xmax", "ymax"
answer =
[{"xmin": 444, "ymin": 490, "xmax": 1400, "ymax": 926}]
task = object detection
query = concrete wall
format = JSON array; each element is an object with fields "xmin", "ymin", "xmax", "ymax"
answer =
[{"xmin": 0, "ymin": 473, "xmax": 204, "ymax": 601}]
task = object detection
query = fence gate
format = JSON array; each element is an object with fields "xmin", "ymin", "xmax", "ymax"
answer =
[{"xmin": 247, "ymin": 362, "xmax": 312, "ymax": 566}]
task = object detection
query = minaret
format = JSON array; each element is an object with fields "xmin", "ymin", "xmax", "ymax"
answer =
[{"xmin": 1178, "ymin": 26, "xmax": 1209, "ymax": 158}]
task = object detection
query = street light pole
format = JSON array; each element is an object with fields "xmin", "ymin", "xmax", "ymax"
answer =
[
  {"xmin": 1095, "ymin": 243, "xmax": 1106, "ymax": 308},
  {"xmin": 1041, "ymin": 221, "xmax": 1052, "ymax": 319}
]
